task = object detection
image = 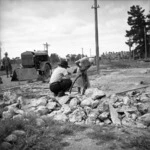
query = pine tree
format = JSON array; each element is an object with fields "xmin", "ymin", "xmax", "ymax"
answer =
[
  {"xmin": 146, "ymin": 12, "xmax": 150, "ymax": 57},
  {"xmin": 125, "ymin": 5, "xmax": 146, "ymax": 59}
]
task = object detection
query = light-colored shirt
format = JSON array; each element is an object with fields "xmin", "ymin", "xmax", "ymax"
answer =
[{"xmin": 50, "ymin": 66, "xmax": 68, "ymax": 84}]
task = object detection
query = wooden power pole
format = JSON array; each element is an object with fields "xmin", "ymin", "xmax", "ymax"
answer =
[
  {"xmin": 82, "ymin": 48, "xmax": 84, "ymax": 58},
  {"xmin": 43, "ymin": 42, "xmax": 50, "ymax": 54},
  {"xmin": 92, "ymin": 0, "xmax": 100, "ymax": 74}
]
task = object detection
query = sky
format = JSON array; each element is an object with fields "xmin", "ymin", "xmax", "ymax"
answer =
[{"xmin": 0, "ymin": 0, "xmax": 150, "ymax": 59}]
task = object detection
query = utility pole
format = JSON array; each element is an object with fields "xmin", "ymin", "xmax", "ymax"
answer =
[
  {"xmin": 43, "ymin": 42, "xmax": 50, "ymax": 54},
  {"xmin": 144, "ymin": 27, "xmax": 147, "ymax": 59},
  {"xmin": 82, "ymin": 48, "xmax": 84, "ymax": 58},
  {"xmin": 92, "ymin": 0, "xmax": 100, "ymax": 74},
  {"xmin": 90, "ymin": 49, "xmax": 91, "ymax": 57},
  {"xmin": 128, "ymin": 37, "xmax": 132, "ymax": 60},
  {"xmin": 0, "ymin": 46, "xmax": 1, "ymax": 60}
]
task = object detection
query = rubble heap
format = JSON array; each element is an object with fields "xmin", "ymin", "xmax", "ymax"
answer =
[{"xmin": 0, "ymin": 87, "xmax": 150, "ymax": 128}]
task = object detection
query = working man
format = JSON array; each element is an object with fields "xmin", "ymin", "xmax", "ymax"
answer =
[
  {"xmin": 75, "ymin": 57, "xmax": 95, "ymax": 95},
  {"xmin": 2, "ymin": 52, "xmax": 12, "ymax": 78},
  {"xmin": 49, "ymin": 59, "xmax": 72, "ymax": 97}
]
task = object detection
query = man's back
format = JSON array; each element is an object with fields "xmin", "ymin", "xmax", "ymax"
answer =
[{"xmin": 3, "ymin": 57, "xmax": 10, "ymax": 66}]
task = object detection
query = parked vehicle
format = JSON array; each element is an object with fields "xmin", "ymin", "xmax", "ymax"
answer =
[{"xmin": 12, "ymin": 50, "xmax": 52, "ymax": 81}]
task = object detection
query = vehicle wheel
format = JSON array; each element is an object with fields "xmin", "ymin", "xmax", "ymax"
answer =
[{"xmin": 43, "ymin": 64, "xmax": 52, "ymax": 79}]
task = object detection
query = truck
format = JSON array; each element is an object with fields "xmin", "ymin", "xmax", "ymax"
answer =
[{"xmin": 12, "ymin": 50, "xmax": 52, "ymax": 81}]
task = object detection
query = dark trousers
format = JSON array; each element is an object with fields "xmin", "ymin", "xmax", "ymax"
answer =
[
  {"xmin": 50, "ymin": 79, "xmax": 72, "ymax": 95},
  {"xmin": 5, "ymin": 65, "xmax": 12, "ymax": 77}
]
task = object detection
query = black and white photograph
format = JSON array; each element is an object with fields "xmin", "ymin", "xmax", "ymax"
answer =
[{"xmin": 0, "ymin": 0, "xmax": 150, "ymax": 149}]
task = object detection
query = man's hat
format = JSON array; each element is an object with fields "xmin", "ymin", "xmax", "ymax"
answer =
[{"xmin": 58, "ymin": 59, "xmax": 70, "ymax": 68}]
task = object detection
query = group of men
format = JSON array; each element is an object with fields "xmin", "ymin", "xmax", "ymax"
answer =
[{"xmin": 49, "ymin": 57, "xmax": 94, "ymax": 97}]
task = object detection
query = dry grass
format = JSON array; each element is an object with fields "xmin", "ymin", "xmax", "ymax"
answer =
[
  {"xmin": 0, "ymin": 114, "xmax": 87, "ymax": 150},
  {"xmin": 87, "ymin": 125, "xmax": 150, "ymax": 150}
]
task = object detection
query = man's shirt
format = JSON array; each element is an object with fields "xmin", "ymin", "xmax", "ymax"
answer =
[{"xmin": 50, "ymin": 66, "xmax": 68, "ymax": 84}]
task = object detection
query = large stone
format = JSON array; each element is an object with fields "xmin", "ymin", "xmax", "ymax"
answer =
[
  {"xmin": 47, "ymin": 110, "xmax": 62, "ymax": 118},
  {"xmin": 13, "ymin": 114, "xmax": 23, "ymax": 120},
  {"xmin": 30, "ymin": 97, "xmax": 47, "ymax": 107},
  {"xmin": 40, "ymin": 115, "xmax": 49, "ymax": 120},
  {"xmin": 6, "ymin": 103, "xmax": 18, "ymax": 112},
  {"xmin": 113, "ymin": 101, "xmax": 123, "ymax": 108},
  {"xmin": 17, "ymin": 96, "xmax": 26, "ymax": 106},
  {"xmin": 98, "ymin": 112, "xmax": 109, "ymax": 121},
  {"xmin": 97, "ymin": 99, "xmax": 109, "ymax": 113},
  {"xmin": 131, "ymin": 113, "xmax": 137, "ymax": 121},
  {"xmin": 117, "ymin": 106, "xmax": 138, "ymax": 114},
  {"xmin": 85, "ymin": 88, "xmax": 105, "ymax": 100},
  {"xmin": 95, "ymin": 119, "xmax": 101, "ymax": 125},
  {"xmin": 85, "ymin": 117, "xmax": 95, "ymax": 125},
  {"xmin": 75, "ymin": 120, "xmax": 85, "ymax": 125},
  {"xmin": 137, "ymin": 103, "xmax": 149, "ymax": 115},
  {"xmin": 14, "ymin": 109, "xmax": 24, "ymax": 115},
  {"xmin": 86, "ymin": 111, "xmax": 99, "ymax": 124},
  {"xmin": 69, "ymin": 108, "xmax": 86, "ymax": 123},
  {"xmin": 91, "ymin": 100, "xmax": 99, "ymax": 109},
  {"xmin": 140, "ymin": 94, "xmax": 150, "ymax": 102},
  {"xmin": 104, "ymin": 119, "xmax": 112, "ymax": 124},
  {"xmin": 36, "ymin": 118, "xmax": 45, "ymax": 126},
  {"xmin": 12, "ymin": 130, "xmax": 26, "ymax": 136},
  {"xmin": 69, "ymin": 98, "xmax": 79, "ymax": 109},
  {"xmin": 81, "ymin": 98, "xmax": 93, "ymax": 107},
  {"xmin": 36, "ymin": 106, "xmax": 48, "ymax": 116},
  {"xmin": 121, "ymin": 117, "xmax": 136, "ymax": 127},
  {"xmin": 109, "ymin": 103, "xmax": 121, "ymax": 125},
  {"xmin": 54, "ymin": 113, "xmax": 68, "ymax": 122},
  {"xmin": 1, "ymin": 142, "xmax": 12, "ymax": 150},
  {"xmin": 0, "ymin": 101, "xmax": 5, "ymax": 107},
  {"xmin": 84, "ymin": 106, "xmax": 92, "ymax": 115},
  {"xmin": 122, "ymin": 96, "xmax": 130, "ymax": 105},
  {"xmin": 61, "ymin": 104, "xmax": 72, "ymax": 115},
  {"xmin": 5, "ymin": 134, "xmax": 17, "ymax": 143},
  {"xmin": 46, "ymin": 102, "xmax": 57, "ymax": 110},
  {"xmin": 3, "ymin": 91, "xmax": 17, "ymax": 103},
  {"xmin": 3, "ymin": 111, "xmax": 14, "ymax": 119},
  {"xmin": 139, "ymin": 113, "xmax": 150, "ymax": 126},
  {"xmin": 57, "ymin": 96, "xmax": 70, "ymax": 105}
]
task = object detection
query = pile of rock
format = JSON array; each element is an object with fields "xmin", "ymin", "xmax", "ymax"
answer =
[
  {"xmin": 110, "ymin": 90, "xmax": 150, "ymax": 128},
  {"xmin": 0, "ymin": 87, "xmax": 150, "ymax": 128}
]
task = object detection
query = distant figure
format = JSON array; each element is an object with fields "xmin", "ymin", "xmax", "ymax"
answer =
[
  {"xmin": 75, "ymin": 57, "xmax": 94, "ymax": 95},
  {"xmin": 49, "ymin": 60, "xmax": 72, "ymax": 97},
  {"xmin": 0, "ymin": 77, "xmax": 3, "ymax": 84},
  {"xmin": 2, "ymin": 52, "xmax": 12, "ymax": 78}
]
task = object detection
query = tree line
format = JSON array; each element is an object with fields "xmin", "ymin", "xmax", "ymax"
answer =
[{"xmin": 125, "ymin": 5, "xmax": 150, "ymax": 59}]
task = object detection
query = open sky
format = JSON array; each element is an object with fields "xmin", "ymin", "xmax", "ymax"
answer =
[{"xmin": 0, "ymin": 0, "xmax": 149, "ymax": 59}]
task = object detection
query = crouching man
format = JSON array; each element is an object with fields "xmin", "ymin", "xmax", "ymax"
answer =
[{"xmin": 49, "ymin": 60, "xmax": 72, "ymax": 97}]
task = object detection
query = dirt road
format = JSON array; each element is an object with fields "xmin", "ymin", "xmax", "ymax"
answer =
[{"xmin": 1, "ymin": 65, "xmax": 150, "ymax": 150}]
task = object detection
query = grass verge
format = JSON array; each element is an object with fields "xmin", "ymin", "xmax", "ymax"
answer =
[
  {"xmin": 87, "ymin": 125, "xmax": 150, "ymax": 150},
  {"xmin": 0, "ymin": 114, "xmax": 87, "ymax": 150}
]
